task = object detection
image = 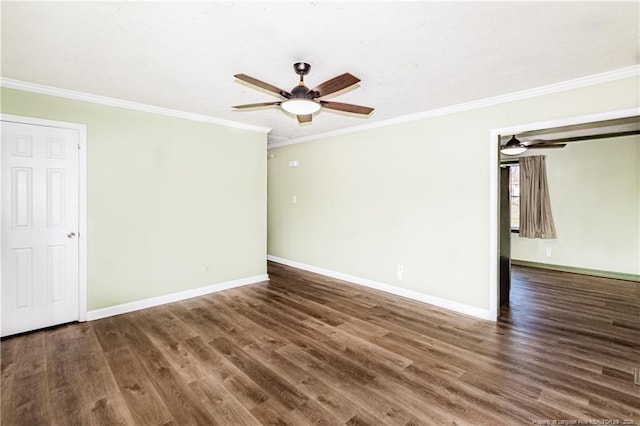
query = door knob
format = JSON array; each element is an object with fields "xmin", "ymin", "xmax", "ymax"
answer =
[{"xmin": 67, "ymin": 232, "xmax": 76, "ymax": 238}]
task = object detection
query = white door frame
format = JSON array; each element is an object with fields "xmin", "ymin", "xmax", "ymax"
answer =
[
  {"xmin": 488, "ymin": 107, "xmax": 640, "ymax": 321},
  {"xmin": 0, "ymin": 114, "xmax": 87, "ymax": 322}
]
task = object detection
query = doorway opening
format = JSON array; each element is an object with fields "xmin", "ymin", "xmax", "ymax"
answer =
[{"xmin": 489, "ymin": 108, "xmax": 640, "ymax": 320}]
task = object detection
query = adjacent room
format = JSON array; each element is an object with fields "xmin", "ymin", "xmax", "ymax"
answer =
[{"xmin": 1, "ymin": 2, "xmax": 639, "ymax": 424}]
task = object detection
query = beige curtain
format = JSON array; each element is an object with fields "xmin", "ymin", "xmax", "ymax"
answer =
[{"xmin": 519, "ymin": 155, "xmax": 557, "ymax": 239}]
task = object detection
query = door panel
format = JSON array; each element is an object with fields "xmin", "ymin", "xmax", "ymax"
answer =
[{"xmin": 2, "ymin": 121, "xmax": 80, "ymax": 336}]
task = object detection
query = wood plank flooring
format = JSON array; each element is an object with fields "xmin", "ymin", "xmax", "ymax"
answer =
[{"xmin": 2, "ymin": 262, "xmax": 639, "ymax": 425}]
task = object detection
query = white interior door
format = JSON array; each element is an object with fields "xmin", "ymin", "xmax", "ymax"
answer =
[{"xmin": 1, "ymin": 121, "xmax": 80, "ymax": 336}]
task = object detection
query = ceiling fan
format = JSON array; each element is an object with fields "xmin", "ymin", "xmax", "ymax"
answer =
[
  {"xmin": 501, "ymin": 135, "xmax": 566, "ymax": 155},
  {"xmin": 232, "ymin": 62, "xmax": 374, "ymax": 124},
  {"xmin": 502, "ymin": 116, "xmax": 640, "ymax": 156}
]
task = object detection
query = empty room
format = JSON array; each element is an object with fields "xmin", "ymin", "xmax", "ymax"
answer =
[{"xmin": 1, "ymin": 1, "xmax": 639, "ymax": 425}]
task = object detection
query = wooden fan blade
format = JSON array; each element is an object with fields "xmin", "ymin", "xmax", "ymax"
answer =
[
  {"xmin": 320, "ymin": 101, "xmax": 374, "ymax": 115},
  {"xmin": 525, "ymin": 130, "xmax": 640, "ymax": 145},
  {"xmin": 528, "ymin": 143, "xmax": 567, "ymax": 149},
  {"xmin": 234, "ymin": 74, "xmax": 292, "ymax": 98},
  {"xmin": 523, "ymin": 139, "xmax": 567, "ymax": 147},
  {"xmin": 297, "ymin": 114, "xmax": 312, "ymax": 124},
  {"xmin": 523, "ymin": 139, "xmax": 552, "ymax": 146},
  {"xmin": 311, "ymin": 73, "xmax": 361, "ymax": 98},
  {"xmin": 232, "ymin": 101, "xmax": 281, "ymax": 109}
]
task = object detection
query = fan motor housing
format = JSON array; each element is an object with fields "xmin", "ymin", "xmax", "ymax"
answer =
[{"xmin": 291, "ymin": 85, "xmax": 310, "ymax": 98}]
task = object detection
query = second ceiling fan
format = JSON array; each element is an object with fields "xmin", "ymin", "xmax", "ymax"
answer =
[
  {"xmin": 232, "ymin": 62, "xmax": 374, "ymax": 124},
  {"xmin": 501, "ymin": 135, "xmax": 567, "ymax": 155}
]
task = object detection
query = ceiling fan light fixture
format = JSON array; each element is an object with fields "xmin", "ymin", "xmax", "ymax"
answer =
[
  {"xmin": 281, "ymin": 99, "xmax": 321, "ymax": 115},
  {"xmin": 234, "ymin": 63, "xmax": 373, "ymax": 122},
  {"xmin": 501, "ymin": 135, "xmax": 527, "ymax": 156},
  {"xmin": 501, "ymin": 146, "xmax": 527, "ymax": 155}
]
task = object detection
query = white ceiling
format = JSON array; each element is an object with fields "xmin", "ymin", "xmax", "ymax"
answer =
[{"xmin": 2, "ymin": 2, "xmax": 639, "ymax": 145}]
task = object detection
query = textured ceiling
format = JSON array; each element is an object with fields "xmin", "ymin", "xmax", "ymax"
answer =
[{"xmin": 2, "ymin": 2, "xmax": 639, "ymax": 145}]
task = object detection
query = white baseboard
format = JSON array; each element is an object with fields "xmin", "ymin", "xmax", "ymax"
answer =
[
  {"xmin": 267, "ymin": 255, "xmax": 493, "ymax": 321},
  {"xmin": 86, "ymin": 274, "xmax": 269, "ymax": 321}
]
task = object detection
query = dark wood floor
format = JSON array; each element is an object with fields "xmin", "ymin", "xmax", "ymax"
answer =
[{"xmin": 2, "ymin": 263, "xmax": 639, "ymax": 425}]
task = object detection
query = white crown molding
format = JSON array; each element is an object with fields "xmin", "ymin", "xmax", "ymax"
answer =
[
  {"xmin": 0, "ymin": 78, "xmax": 272, "ymax": 134},
  {"xmin": 267, "ymin": 255, "xmax": 493, "ymax": 321},
  {"xmin": 86, "ymin": 274, "xmax": 269, "ymax": 321},
  {"xmin": 269, "ymin": 65, "xmax": 640, "ymax": 149}
]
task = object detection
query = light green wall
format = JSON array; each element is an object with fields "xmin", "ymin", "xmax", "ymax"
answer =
[
  {"xmin": 511, "ymin": 136, "xmax": 640, "ymax": 275},
  {"xmin": 268, "ymin": 77, "xmax": 639, "ymax": 311},
  {"xmin": 1, "ymin": 88, "xmax": 267, "ymax": 310}
]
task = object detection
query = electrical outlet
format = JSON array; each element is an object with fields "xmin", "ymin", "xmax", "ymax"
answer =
[
  {"xmin": 204, "ymin": 265, "xmax": 211, "ymax": 274},
  {"xmin": 397, "ymin": 265, "xmax": 404, "ymax": 281},
  {"xmin": 292, "ymin": 195, "xmax": 297, "ymax": 204},
  {"xmin": 545, "ymin": 246, "xmax": 552, "ymax": 258}
]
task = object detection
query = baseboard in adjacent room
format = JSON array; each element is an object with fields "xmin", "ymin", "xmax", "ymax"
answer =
[
  {"xmin": 512, "ymin": 260, "xmax": 640, "ymax": 282},
  {"xmin": 267, "ymin": 255, "xmax": 493, "ymax": 321},
  {"xmin": 86, "ymin": 274, "xmax": 269, "ymax": 321}
]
